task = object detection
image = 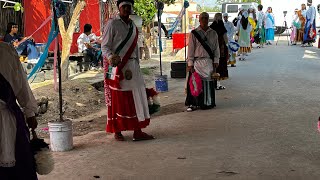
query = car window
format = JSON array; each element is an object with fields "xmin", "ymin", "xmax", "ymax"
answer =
[
  {"xmin": 227, "ymin": 5, "xmax": 238, "ymax": 13},
  {"xmin": 241, "ymin": 5, "xmax": 250, "ymax": 10}
]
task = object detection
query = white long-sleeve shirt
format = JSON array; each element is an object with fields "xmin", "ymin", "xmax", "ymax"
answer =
[
  {"xmin": 306, "ymin": 6, "xmax": 316, "ymax": 22},
  {"xmin": 187, "ymin": 26, "xmax": 220, "ymax": 66},
  {"xmin": 257, "ymin": 11, "xmax": 266, "ymax": 28},
  {"xmin": 102, "ymin": 15, "xmax": 138, "ymax": 60},
  {"xmin": 302, "ymin": 9, "xmax": 307, "ymax": 18},
  {"xmin": 101, "ymin": 15, "xmax": 145, "ymax": 92},
  {"xmin": 77, "ymin": 33, "xmax": 97, "ymax": 52},
  {"xmin": 224, "ymin": 21, "xmax": 236, "ymax": 41},
  {"xmin": 265, "ymin": 12, "xmax": 275, "ymax": 29}
]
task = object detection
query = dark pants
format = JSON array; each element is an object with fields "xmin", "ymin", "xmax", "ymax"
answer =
[
  {"xmin": 185, "ymin": 72, "xmax": 216, "ymax": 109},
  {"xmin": 0, "ymin": 74, "xmax": 37, "ymax": 180},
  {"xmin": 83, "ymin": 48, "xmax": 102, "ymax": 67},
  {"xmin": 0, "ymin": 167, "xmax": 15, "ymax": 180}
]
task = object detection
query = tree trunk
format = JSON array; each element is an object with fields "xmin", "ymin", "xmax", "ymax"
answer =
[{"xmin": 58, "ymin": 0, "xmax": 86, "ymax": 82}]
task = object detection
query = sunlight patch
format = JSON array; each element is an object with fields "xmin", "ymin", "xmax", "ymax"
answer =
[
  {"xmin": 303, "ymin": 50, "xmax": 320, "ymax": 60},
  {"xmin": 304, "ymin": 50, "xmax": 317, "ymax": 54}
]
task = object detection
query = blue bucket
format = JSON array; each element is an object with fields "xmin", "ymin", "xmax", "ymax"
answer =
[{"xmin": 155, "ymin": 75, "xmax": 168, "ymax": 92}]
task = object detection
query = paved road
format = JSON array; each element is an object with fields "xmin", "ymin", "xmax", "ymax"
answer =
[{"xmin": 40, "ymin": 43, "xmax": 320, "ymax": 180}]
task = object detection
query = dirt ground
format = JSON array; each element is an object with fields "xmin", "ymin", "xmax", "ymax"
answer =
[
  {"xmin": 31, "ymin": 56, "xmax": 186, "ymax": 138},
  {"xmin": 32, "ymin": 79, "xmax": 106, "ymax": 137}
]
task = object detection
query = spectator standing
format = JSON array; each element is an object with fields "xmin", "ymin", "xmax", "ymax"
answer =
[{"xmin": 265, "ymin": 7, "xmax": 275, "ymax": 45}]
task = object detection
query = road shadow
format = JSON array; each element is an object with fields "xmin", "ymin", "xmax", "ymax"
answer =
[{"xmin": 152, "ymin": 102, "xmax": 186, "ymax": 118}]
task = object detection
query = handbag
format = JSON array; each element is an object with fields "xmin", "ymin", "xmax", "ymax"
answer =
[
  {"xmin": 189, "ymin": 72, "xmax": 203, "ymax": 97},
  {"xmin": 308, "ymin": 25, "xmax": 316, "ymax": 39}
]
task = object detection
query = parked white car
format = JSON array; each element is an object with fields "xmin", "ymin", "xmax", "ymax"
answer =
[{"xmin": 221, "ymin": 2, "xmax": 259, "ymax": 24}]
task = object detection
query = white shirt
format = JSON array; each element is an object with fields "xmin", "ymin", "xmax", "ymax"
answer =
[
  {"xmin": 257, "ymin": 11, "xmax": 266, "ymax": 28},
  {"xmin": 102, "ymin": 15, "xmax": 144, "ymax": 92},
  {"xmin": 102, "ymin": 15, "xmax": 138, "ymax": 60},
  {"xmin": 249, "ymin": 13, "xmax": 254, "ymax": 19},
  {"xmin": 77, "ymin": 33, "xmax": 97, "ymax": 53},
  {"xmin": 306, "ymin": 6, "xmax": 316, "ymax": 22},
  {"xmin": 265, "ymin": 12, "xmax": 275, "ymax": 29},
  {"xmin": 224, "ymin": 21, "xmax": 236, "ymax": 41},
  {"xmin": 292, "ymin": 14, "xmax": 299, "ymax": 26},
  {"xmin": 302, "ymin": 9, "xmax": 307, "ymax": 17},
  {"xmin": 187, "ymin": 26, "xmax": 220, "ymax": 66}
]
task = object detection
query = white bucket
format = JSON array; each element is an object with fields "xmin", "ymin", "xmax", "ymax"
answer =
[{"xmin": 48, "ymin": 120, "xmax": 73, "ymax": 152}]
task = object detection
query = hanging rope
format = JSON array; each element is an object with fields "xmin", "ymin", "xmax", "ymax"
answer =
[{"xmin": 27, "ymin": 15, "xmax": 59, "ymax": 80}]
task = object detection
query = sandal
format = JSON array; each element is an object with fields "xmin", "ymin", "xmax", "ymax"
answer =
[
  {"xmin": 216, "ymin": 85, "xmax": 226, "ymax": 90},
  {"xmin": 114, "ymin": 133, "xmax": 125, "ymax": 141},
  {"xmin": 133, "ymin": 132, "xmax": 155, "ymax": 141}
]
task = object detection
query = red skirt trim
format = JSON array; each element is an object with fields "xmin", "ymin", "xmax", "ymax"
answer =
[{"xmin": 106, "ymin": 89, "xmax": 150, "ymax": 133}]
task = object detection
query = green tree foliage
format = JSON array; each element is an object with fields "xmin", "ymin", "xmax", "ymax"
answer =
[
  {"xmin": 200, "ymin": 6, "xmax": 222, "ymax": 12},
  {"xmin": 134, "ymin": 0, "xmax": 157, "ymax": 25},
  {"xmin": 134, "ymin": 0, "xmax": 177, "ymax": 26},
  {"xmin": 162, "ymin": 0, "xmax": 176, "ymax": 5},
  {"xmin": 242, "ymin": 0, "xmax": 261, "ymax": 3},
  {"xmin": 216, "ymin": 0, "xmax": 261, "ymax": 4}
]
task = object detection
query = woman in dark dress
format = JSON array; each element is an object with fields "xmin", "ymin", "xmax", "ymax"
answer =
[
  {"xmin": 0, "ymin": 42, "xmax": 38, "ymax": 180},
  {"xmin": 210, "ymin": 13, "xmax": 229, "ymax": 90}
]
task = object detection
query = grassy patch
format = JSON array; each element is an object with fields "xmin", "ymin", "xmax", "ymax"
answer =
[{"xmin": 141, "ymin": 67, "xmax": 151, "ymax": 75}]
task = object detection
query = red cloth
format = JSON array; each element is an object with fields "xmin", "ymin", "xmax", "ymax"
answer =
[
  {"xmin": 106, "ymin": 89, "xmax": 150, "ymax": 133},
  {"xmin": 146, "ymin": 88, "xmax": 158, "ymax": 98}
]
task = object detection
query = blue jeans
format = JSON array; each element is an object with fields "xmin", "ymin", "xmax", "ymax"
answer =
[
  {"xmin": 16, "ymin": 39, "xmax": 39, "ymax": 59},
  {"xmin": 83, "ymin": 48, "xmax": 102, "ymax": 67}
]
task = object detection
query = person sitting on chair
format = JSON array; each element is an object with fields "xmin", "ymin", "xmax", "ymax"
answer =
[
  {"xmin": 77, "ymin": 24, "xmax": 102, "ymax": 70},
  {"xmin": 4, "ymin": 22, "xmax": 39, "ymax": 61}
]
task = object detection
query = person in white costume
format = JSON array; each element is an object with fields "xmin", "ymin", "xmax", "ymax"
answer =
[
  {"xmin": 101, "ymin": 0, "xmax": 154, "ymax": 141},
  {"xmin": 185, "ymin": 12, "xmax": 220, "ymax": 112},
  {"xmin": 223, "ymin": 13, "xmax": 237, "ymax": 67}
]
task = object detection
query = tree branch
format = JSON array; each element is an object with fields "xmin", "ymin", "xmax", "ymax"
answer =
[
  {"xmin": 67, "ymin": 0, "xmax": 86, "ymax": 35},
  {"xmin": 58, "ymin": 17, "xmax": 66, "ymax": 38}
]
